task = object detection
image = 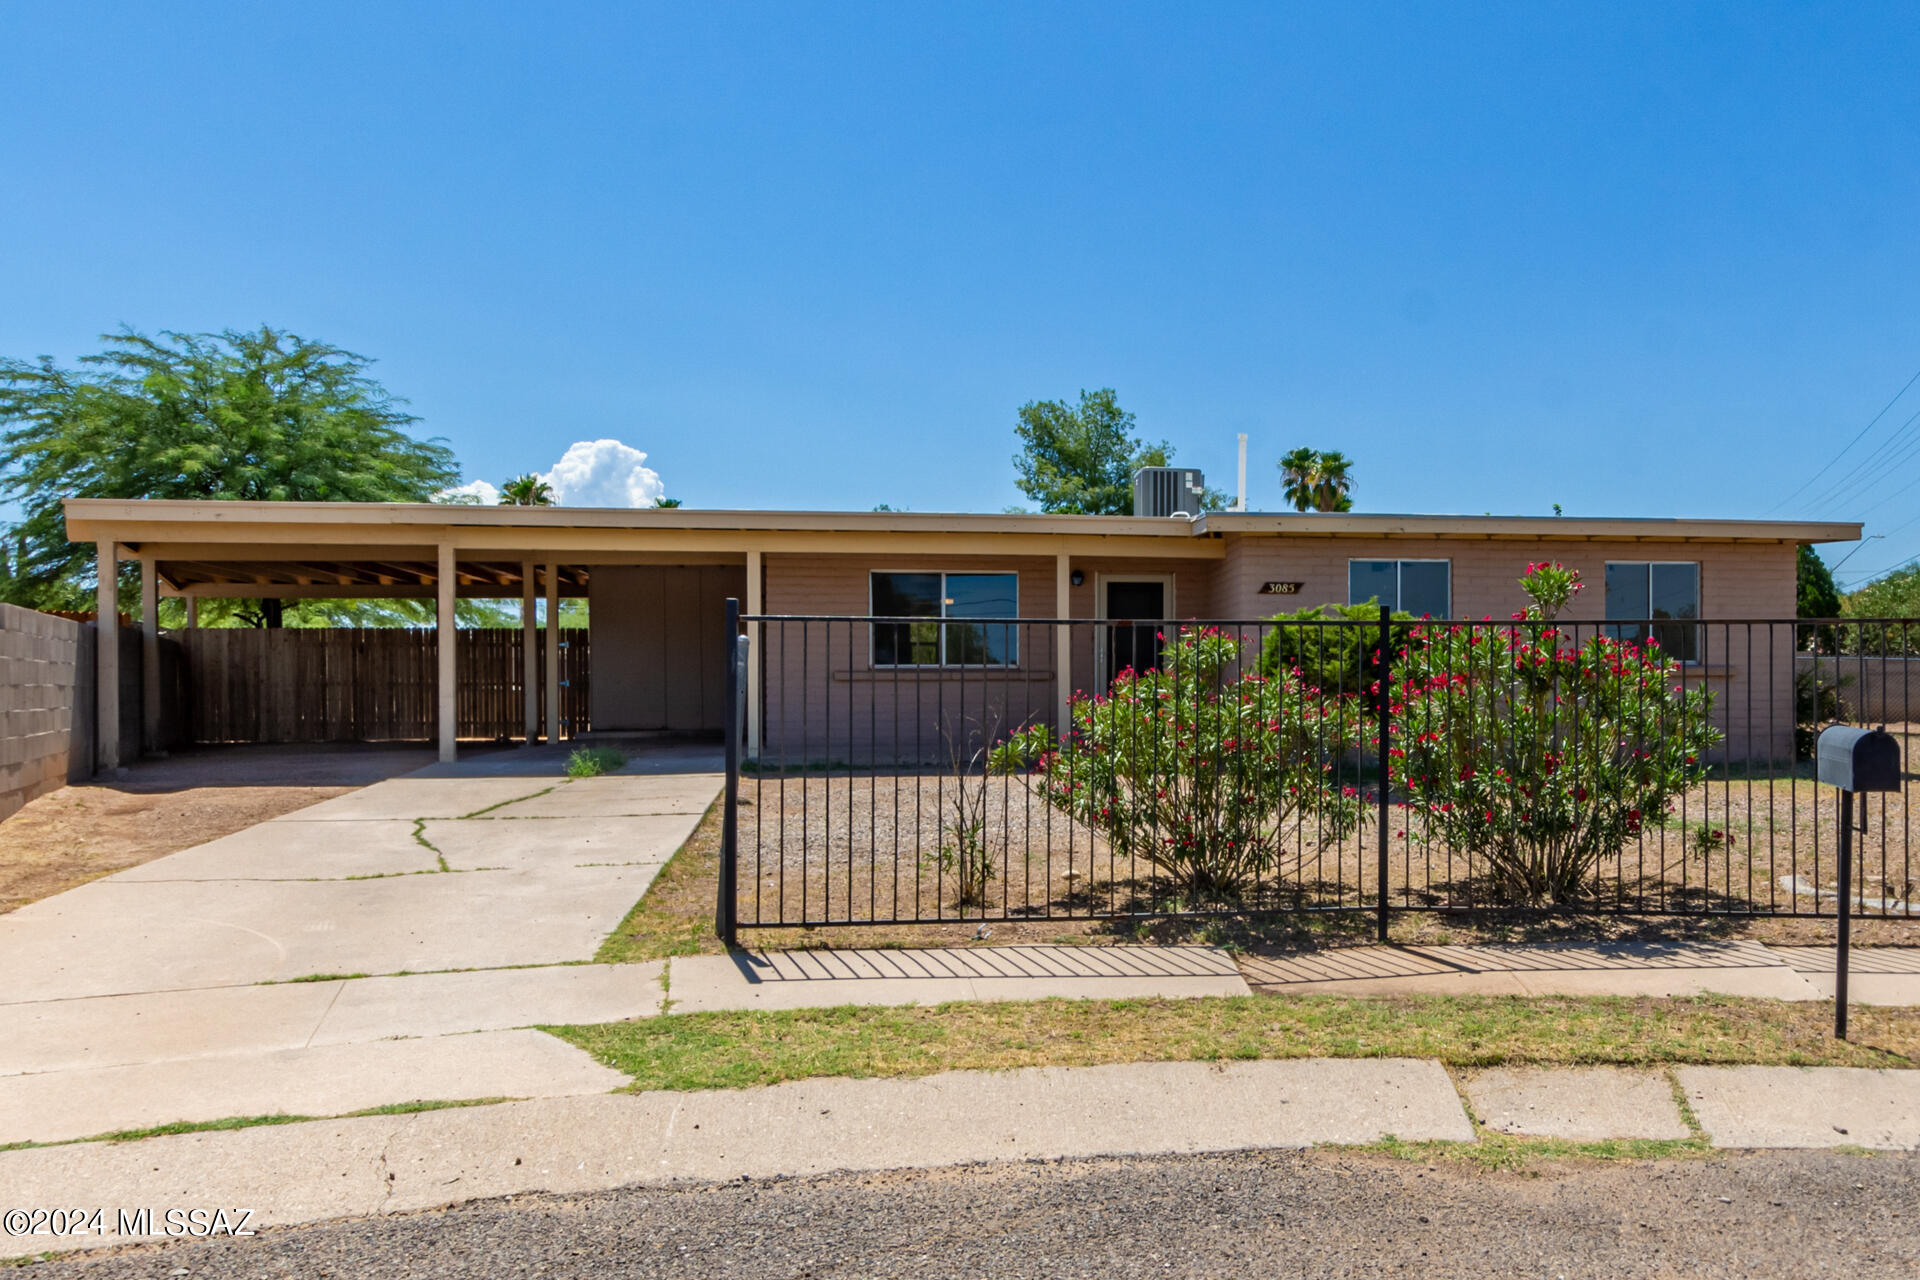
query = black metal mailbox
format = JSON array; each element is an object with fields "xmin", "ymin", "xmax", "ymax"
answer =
[
  {"xmin": 1815, "ymin": 724, "xmax": 1904, "ymax": 1041},
  {"xmin": 1815, "ymin": 725, "xmax": 1902, "ymax": 793}
]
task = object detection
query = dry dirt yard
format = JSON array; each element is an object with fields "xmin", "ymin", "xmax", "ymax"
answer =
[{"xmin": 0, "ymin": 744, "xmax": 435, "ymax": 913}]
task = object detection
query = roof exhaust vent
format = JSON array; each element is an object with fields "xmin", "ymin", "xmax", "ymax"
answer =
[{"xmin": 1132, "ymin": 467, "xmax": 1206, "ymax": 518}]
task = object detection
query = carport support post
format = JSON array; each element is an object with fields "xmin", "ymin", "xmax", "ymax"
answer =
[
  {"xmin": 140, "ymin": 557, "xmax": 161, "ymax": 755},
  {"xmin": 544, "ymin": 562, "xmax": 561, "ymax": 744},
  {"xmin": 436, "ymin": 543, "xmax": 457, "ymax": 764},
  {"xmin": 521, "ymin": 560, "xmax": 539, "ymax": 743},
  {"xmin": 95, "ymin": 542, "xmax": 119, "ymax": 773}
]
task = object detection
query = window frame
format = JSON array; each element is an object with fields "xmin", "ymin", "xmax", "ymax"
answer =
[
  {"xmin": 868, "ymin": 569, "xmax": 1021, "ymax": 669},
  {"xmin": 1346, "ymin": 558, "xmax": 1452, "ymax": 618},
  {"xmin": 1603, "ymin": 560, "xmax": 1702, "ymax": 664}
]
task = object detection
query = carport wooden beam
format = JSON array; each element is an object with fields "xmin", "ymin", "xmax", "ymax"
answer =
[
  {"xmin": 96, "ymin": 543, "xmax": 119, "ymax": 773},
  {"xmin": 544, "ymin": 562, "xmax": 560, "ymax": 743},
  {"xmin": 521, "ymin": 559, "xmax": 538, "ymax": 744},
  {"xmin": 140, "ymin": 558, "xmax": 160, "ymax": 755},
  {"xmin": 437, "ymin": 543, "xmax": 457, "ymax": 764}
]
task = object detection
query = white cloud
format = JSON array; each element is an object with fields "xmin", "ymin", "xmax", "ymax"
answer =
[
  {"xmin": 435, "ymin": 479, "xmax": 500, "ymax": 506},
  {"xmin": 540, "ymin": 438, "xmax": 665, "ymax": 508}
]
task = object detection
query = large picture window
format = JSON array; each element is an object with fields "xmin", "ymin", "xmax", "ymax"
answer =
[
  {"xmin": 871, "ymin": 571, "xmax": 1019, "ymax": 666},
  {"xmin": 1605, "ymin": 561, "xmax": 1700, "ymax": 662},
  {"xmin": 1348, "ymin": 559, "xmax": 1450, "ymax": 618}
]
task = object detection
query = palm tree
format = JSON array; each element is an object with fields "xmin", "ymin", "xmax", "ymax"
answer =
[
  {"xmin": 1278, "ymin": 447, "xmax": 1321, "ymax": 512},
  {"xmin": 1311, "ymin": 451, "xmax": 1354, "ymax": 512},
  {"xmin": 498, "ymin": 474, "xmax": 554, "ymax": 506},
  {"xmin": 653, "ymin": 496, "xmax": 683, "ymax": 508},
  {"xmin": 1277, "ymin": 448, "xmax": 1354, "ymax": 512}
]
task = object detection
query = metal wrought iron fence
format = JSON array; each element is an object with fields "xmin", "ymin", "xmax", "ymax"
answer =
[{"xmin": 717, "ymin": 607, "xmax": 1919, "ymax": 939}]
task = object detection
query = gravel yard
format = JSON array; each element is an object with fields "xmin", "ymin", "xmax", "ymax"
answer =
[{"xmin": 737, "ymin": 763, "xmax": 1920, "ymax": 927}]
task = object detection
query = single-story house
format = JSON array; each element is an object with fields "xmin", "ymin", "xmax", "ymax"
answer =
[{"xmin": 62, "ymin": 499, "xmax": 1860, "ymax": 767}]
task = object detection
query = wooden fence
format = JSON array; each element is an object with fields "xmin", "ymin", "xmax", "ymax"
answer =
[{"xmin": 177, "ymin": 628, "xmax": 590, "ymax": 743}]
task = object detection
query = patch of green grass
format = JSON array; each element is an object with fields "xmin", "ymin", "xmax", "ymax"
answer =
[
  {"xmin": 550, "ymin": 992, "xmax": 1917, "ymax": 1094},
  {"xmin": 0, "ymin": 1251, "xmax": 61, "ymax": 1269},
  {"xmin": 412, "ymin": 817, "xmax": 451, "ymax": 872},
  {"xmin": 457, "ymin": 785, "xmax": 555, "ymax": 818},
  {"xmin": 270, "ymin": 971, "xmax": 370, "ymax": 984},
  {"xmin": 595, "ymin": 799, "xmax": 728, "ymax": 963},
  {"xmin": 0, "ymin": 1097, "xmax": 515, "ymax": 1153},
  {"xmin": 566, "ymin": 747, "xmax": 627, "ymax": 778},
  {"xmin": 1358, "ymin": 1130, "xmax": 1713, "ymax": 1172}
]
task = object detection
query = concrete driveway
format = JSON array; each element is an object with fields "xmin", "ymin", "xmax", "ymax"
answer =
[{"xmin": 0, "ymin": 744, "xmax": 722, "ymax": 1145}]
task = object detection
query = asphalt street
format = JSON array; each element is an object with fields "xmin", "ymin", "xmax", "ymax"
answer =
[{"xmin": 31, "ymin": 1146, "xmax": 1920, "ymax": 1279}]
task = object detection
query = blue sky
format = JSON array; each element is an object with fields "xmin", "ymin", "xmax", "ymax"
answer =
[{"xmin": 3, "ymin": 4, "xmax": 1918, "ymax": 583}]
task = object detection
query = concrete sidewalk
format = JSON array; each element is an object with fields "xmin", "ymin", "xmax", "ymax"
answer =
[
  {"xmin": 668, "ymin": 945, "xmax": 1252, "ymax": 1010},
  {"xmin": 3, "ymin": 1056, "xmax": 1916, "ymax": 1259},
  {"xmin": 16, "ymin": 933, "xmax": 1912, "ymax": 1146},
  {"xmin": 1239, "ymin": 939, "xmax": 1920, "ymax": 1004}
]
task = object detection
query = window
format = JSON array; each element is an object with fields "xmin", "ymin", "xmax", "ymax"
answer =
[
  {"xmin": 870, "ymin": 571, "xmax": 1018, "ymax": 666},
  {"xmin": 1605, "ymin": 562, "xmax": 1700, "ymax": 662},
  {"xmin": 1348, "ymin": 560, "xmax": 1450, "ymax": 618}
]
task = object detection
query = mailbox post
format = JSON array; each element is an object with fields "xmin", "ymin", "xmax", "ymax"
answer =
[{"xmin": 1814, "ymin": 725, "xmax": 1902, "ymax": 1040}]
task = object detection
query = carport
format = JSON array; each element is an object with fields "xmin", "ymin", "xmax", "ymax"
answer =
[{"xmin": 63, "ymin": 500, "xmax": 756, "ymax": 766}]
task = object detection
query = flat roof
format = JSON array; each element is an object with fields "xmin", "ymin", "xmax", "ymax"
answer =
[
  {"xmin": 64, "ymin": 498, "xmax": 1861, "ymax": 544},
  {"xmin": 58, "ymin": 499, "xmax": 1861, "ymax": 598}
]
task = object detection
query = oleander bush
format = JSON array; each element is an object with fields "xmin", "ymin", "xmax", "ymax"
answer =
[
  {"xmin": 995, "ymin": 626, "xmax": 1364, "ymax": 901},
  {"xmin": 1384, "ymin": 564, "xmax": 1721, "ymax": 905}
]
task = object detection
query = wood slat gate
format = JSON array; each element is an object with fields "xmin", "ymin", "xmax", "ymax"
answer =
[{"xmin": 177, "ymin": 628, "xmax": 590, "ymax": 743}]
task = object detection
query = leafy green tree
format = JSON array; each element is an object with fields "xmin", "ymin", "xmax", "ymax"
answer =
[
  {"xmin": 1013, "ymin": 388, "xmax": 1172, "ymax": 515},
  {"xmin": 1838, "ymin": 560, "xmax": 1920, "ymax": 655},
  {"xmin": 1847, "ymin": 562, "xmax": 1920, "ymax": 618},
  {"xmin": 1796, "ymin": 544, "xmax": 1844, "ymax": 653},
  {"xmin": 1796, "ymin": 544, "xmax": 1841, "ymax": 619},
  {"xmin": 653, "ymin": 495, "xmax": 684, "ymax": 508},
  {"xmin": 0, "ymin": 327, "xmax": 459, "ymax": 617},
  {"xmin": 1277, "ymin": 447, "xmax": 1355, "ymax": 512},
  {"xmin": 499, "ymin": 474, "xmax": 554, "ymax": 506}
]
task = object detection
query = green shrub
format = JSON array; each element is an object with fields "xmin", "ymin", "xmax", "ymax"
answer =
[
  {"xmin": 1256, "ymin": 599, "xmax": 1414, "ymax": 699},
  {"xmin": 997, "ymin": 627, "xmax": 1363, "ymax": 902},
  {"xmin": 1793, "ymin": 666, "xmax": 1854, "ymax": 759},
  {"xmin": 566, "ymin": 746, "xmax": 627, "ymax": 778}
]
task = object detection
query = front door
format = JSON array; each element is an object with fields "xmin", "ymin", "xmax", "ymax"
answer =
[{"xmin": 1104, "ymin": 580, "xmax": 1166, "ymax": 684}]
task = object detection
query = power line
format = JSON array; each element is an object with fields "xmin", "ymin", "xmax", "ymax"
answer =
[
  {"xmin": 1814, "ymin": 427, "xmax": 1920, "ymax": 522},
  {"xmin": 1765, "ymin": 363, "xmax": 1920, "ymax": 515},
  {"xmin": 1839, "ymin": 551, "xmax": 1920, "ymax": 587},
  {"xmin": 1800, "ymin": 402, "xmax": 1920, "ymax": 514}
]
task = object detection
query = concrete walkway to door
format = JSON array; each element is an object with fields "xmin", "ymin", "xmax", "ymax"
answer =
[{"xmin": 0, "ymin": 743, "xmax": 723, "ymax": 1146}]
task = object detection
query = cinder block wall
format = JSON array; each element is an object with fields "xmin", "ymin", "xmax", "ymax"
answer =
[{"xmin": 0, "ymin": 604, "xmax": 93, "ymax": 822}]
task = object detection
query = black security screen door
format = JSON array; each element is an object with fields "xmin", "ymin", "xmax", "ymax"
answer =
[{"xmin": 1105, "ymin": 580, "xmax": 1165, "ymax": 683}]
